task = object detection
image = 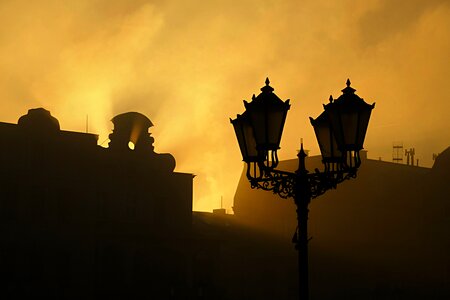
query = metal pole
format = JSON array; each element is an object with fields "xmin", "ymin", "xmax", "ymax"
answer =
[
  {"xmin": 295, "ymin": 197, "xmax": 310, "ymax": 300},
  {"xmin": 295, "ymin": 144, "xmax": 311, "ymax": 300}
]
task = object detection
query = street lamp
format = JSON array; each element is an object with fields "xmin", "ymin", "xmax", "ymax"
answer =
[
  {"xmin": 243, "ymin": 77, "xmax": 291, "ymax": 169},
  {"xmin": 230, "ymin": 78, "xmax": 374, "ymax": 300}
]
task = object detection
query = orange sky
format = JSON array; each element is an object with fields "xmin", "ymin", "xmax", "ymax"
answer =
[{"xmin": 0, "ymin": 0, "xmax": 449, "ymax": 212}]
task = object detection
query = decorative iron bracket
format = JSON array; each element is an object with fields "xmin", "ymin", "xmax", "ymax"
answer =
[{"xmin": 247, "ymin": 164, "xmax": 357, "ymax": 200}]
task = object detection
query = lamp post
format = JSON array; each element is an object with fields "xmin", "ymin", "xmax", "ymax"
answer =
[{"xmin": 230, "ymin": 78, "xmax": 374, "ymax": 300}]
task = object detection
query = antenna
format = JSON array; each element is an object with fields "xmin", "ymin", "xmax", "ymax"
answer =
[
  {"xmin": 213, "ymin": 196, "xmax": 226, "ymax": 215},
  {"xmin": 86, "ymin": 115, "xmax": 89, "ymax": 133},
  {"xmin": 405, "ymin": 148, "xmax": 415, "ymax": 166},
  {"xmin": 392, "ymin": 142, "xmax": 403, "ymax": 163}
]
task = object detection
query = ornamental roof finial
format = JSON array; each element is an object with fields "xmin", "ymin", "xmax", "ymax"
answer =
[
  {"xmin": 342, "ymin": 78, "xmax": 356, "ymax": 94},
  {"xmin": 261, "ymin": 77, "xmax": 274, "ymax": 93}
]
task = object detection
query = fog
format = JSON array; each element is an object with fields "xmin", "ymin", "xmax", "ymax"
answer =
[{"xmin": 0, "ymin": 0, "xmax": 448, "ymax": 211}]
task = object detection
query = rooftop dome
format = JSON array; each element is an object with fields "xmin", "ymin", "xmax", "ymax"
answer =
[
  {"xmin": 108, "ymin": 111, "xmax": 155, "ymax": 152},
  {"xmin": 18, "ymin": 108, "xmax": 60, "ymax": 133},
  {"xmin": 110, "ymin": 112, "xmax": 153, "ymax": 144}
]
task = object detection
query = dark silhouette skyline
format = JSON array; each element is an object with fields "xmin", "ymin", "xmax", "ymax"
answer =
[
  {"xmin": 1, "ymin": 108, "xmax": 448, "ymax": 299},
  {"xmin": 0, "ymin": 108, "xmax": 196, "ymax": 298},
  {"xmin": 234, "ymin": 149, "xmax": 450, "ymax": 299}
]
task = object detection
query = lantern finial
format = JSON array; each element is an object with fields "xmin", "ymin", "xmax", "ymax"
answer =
[
  {"xmin": 299, "ymin": 138, "xmax": 307, "ymax": 157},
  {"xmin": 329, "ymin": 95, "xmax": 333, "ymax": 103},
  {"xmin": 342, "ymin": 78, "xmax": 356, "ymax": 94},
  {"xmin": 298, "ymin": 138, "xmax": 307, "ymax": 172},
  {"xmin": 261, "ymin": 77, "xmax": 274, "ymax": 93}
]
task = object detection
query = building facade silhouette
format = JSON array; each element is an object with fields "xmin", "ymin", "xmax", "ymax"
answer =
[
  {"xmin": 233, "ymin": 149, "xmax": 450, "ymax": 299},
  {"xmin": 1, "ymin": 108, "xmax": 449, "ymax": 299},
  {"xmin": 0, "ymin": 108, "xmax": 206, "ymax": 299}
]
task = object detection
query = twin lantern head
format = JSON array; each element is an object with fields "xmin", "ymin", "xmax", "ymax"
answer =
[{"xmin": 230, "ymin": 78, "xmax": 375, "ymax": 170}]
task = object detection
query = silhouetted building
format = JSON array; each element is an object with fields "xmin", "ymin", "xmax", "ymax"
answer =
[
  {"xmin": 2, "ymin": 108, "xmax": 449, "ymax": 299},
  {"xmin": 1, "ymin": 108, "xmax": 283, "ymax": 300},
  {"xmin": 0, "ymin": 108, "xmax": 200, "ymax": 299},
  {"xmin": 233, "ymin": 149, "xmax": 450, "ymax": 299}
]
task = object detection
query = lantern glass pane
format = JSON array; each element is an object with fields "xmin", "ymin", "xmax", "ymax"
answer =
[
  {"xmin": 242, "ymin": 122, "xmax": 259, "ymax": 160},
  {"xmin": 340, "ymin": 109, "xmax": 359, "ymax": 149},
  {"xmin": 248, "ymin": 107, "xmax": 266, "ymax": 150},
  {"xmin": 311, "ymin": 113, "xmax": 343, "ymax": 162},
  {"xmin": 267, "ymin": 108, "xmax": 287, "ymax": 149},
  {"xmin": 232, "ymin": 115, "xmax": 259, "ymax": 162},
  {"xmin": 315, "ymin": 123, "xmax": 331, "ymax": 158},
  {"xmin": 327, "ymin": 109, "xmax": 343, "ymax": 150},
  {"xmin": 248, "ymin": 102, "xmax": 289, "ymax": 151},
  {"xmin": 356, "ymin": 106, "xmax": 372, "ymax": 149}
]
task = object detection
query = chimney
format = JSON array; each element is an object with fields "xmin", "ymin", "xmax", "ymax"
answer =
[
  {"xmin": 213, "ymin": 208, "xmax": 226, "ymax": 215},
  {"xmin": 360, "ymin": 150, "xmax": 368, "ymax": 160}
]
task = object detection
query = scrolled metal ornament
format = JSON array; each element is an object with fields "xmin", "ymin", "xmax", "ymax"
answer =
[{"xmin": 245, "ymin": 152, "xmax": 359, "ymax": 200}]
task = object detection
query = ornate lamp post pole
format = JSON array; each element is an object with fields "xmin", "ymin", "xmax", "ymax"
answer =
[{"xmin": 230, "ymin": 78, "xmax": 375, "ymax": 300}]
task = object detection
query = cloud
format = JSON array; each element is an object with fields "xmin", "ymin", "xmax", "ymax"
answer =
[{"xmin": 0, "ymin": 0, "xmax": 448, "ymax": 211}]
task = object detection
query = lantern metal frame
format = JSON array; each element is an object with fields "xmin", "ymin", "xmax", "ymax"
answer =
[
  {"xmin": 231, "ymin": 78, "xmax": 374, "ymax": 300},
  {"xmin": 242, "ymin": 78, "xmax": 291, "ymax": 169}
]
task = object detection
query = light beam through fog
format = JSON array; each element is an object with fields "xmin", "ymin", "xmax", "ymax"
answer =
[{"xmin": 0, "ymin": 0, "xmax": 448, "ymax": 211}]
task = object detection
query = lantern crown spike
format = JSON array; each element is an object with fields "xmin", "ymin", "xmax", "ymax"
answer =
[
  {"xmin": 261, "ymin": 77, "xmax": 274, "ymax": 93},
  {"xmin": 299, "ymin": 138, "xmax": 307, "ymax": 157},
  {"xmin": 342, "ymin": 78, "xmax": 356, "ymax": 94},
  {"xmin": 298, "ymin": 138, "xmax": 308, "ymax": 172}
]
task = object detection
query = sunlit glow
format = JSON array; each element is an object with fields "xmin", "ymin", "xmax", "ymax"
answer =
[
  {"xmin": 130, "ymin": 121, "xmax": 145, "ymax": 145},
  {"xmin": 0, "ymin": 0, "xmax": 448, "ymax": 212}
]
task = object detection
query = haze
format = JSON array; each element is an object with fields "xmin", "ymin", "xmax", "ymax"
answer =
[{"xmin": 0, "ymin": 0, "xmax": 448, "ymax": 212}]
